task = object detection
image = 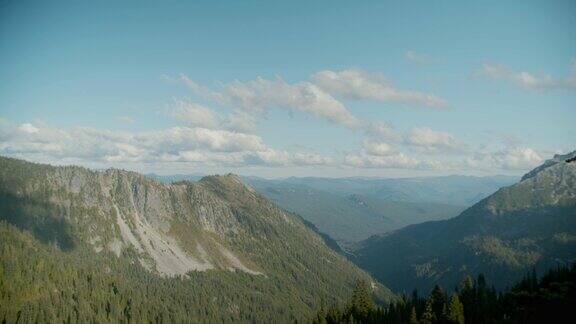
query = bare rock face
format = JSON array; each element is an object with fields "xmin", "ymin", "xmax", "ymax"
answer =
[{"xmin": 0, "ymin": 157, "xmax": 283, "ymax": 276}]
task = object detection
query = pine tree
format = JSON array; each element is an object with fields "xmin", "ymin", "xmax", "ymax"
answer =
[
  {"xmin": 409, "ymin": 306, "xmax": 419, "ymax": 324},
  {"xmin": 349, "ymin": 279, "xmax": 374, "ymax": 319},
  {"xmin": 459, "ymin": 275, "xmax": 475, "ymax": 324},
  {"xmin": 444, "ymin": 294, "xmax": 465, "ymax": 324},
  {"xmin": 429, "ymin": 285, "xmax": 445, "ymax": 322},
  {"xmin": 460, "ymin": 275, "xmax": 473, "ymax": 291},
  {"xmin": 420, "ymin": 300, "xmax": 434, "ymax": 324}
]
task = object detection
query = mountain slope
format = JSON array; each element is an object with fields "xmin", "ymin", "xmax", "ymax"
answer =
[
  {"xmin": 150, "ymin": 175, "xmax": 512, "ymax": 247},
  {"xmin": 249, "ymin": 182, "xmax": 464, "ymax": 247},
  {"xmin": 353, "ymin": 151, "xmax": 576, "ymax": 293},
  {"xmin": 0, "ymin": 156, "xmax": 393, "ymax": 322}
]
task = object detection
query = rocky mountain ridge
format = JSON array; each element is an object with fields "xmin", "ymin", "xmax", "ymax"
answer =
[{"xmin": 0, "ymin": 155, "xmax": 395, "ymax": 321}]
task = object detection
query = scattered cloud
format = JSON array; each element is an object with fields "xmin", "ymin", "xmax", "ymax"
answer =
[
  {"xmin": 6, "ymin": 64, "xmax": 556, "ymax": 174},
  {"xmin": 221, "ymin": 111, "xmax": 258, "ymax": 133},
  {"xmin": 476, "ymin": 60, "xmax": 576, "ymax": 91},
  {"xmin": 170, "ymin": 100, "xmax": 218, "ymax": 129},
  {"xmin": 178, "ymin": 75, "xmax": 362, "ymax": 129},
  {"xmin": 361, "ymin": 140, "xmax": 394, "ymax": 156},
  {"xmin": 0, "ymin": 119, "xmax": 550, "ymax": 173},
  {"xmin": 175, "ymin": 68, "xmax": 448, "ymax": 137},
  {"xmin": 465, "ymin": 147, "xmax": 544, "ymax": 170},
  {"xmin": 344, "ymin": 151, "xmax": 443, "ymax": 170},
  {"xmin": 169, "ymin": 99, "xmax": 257, "ymax": 133},
  {"xmin": 404, "ymin": 50, "xmax": 433, "ymax": 65},
  {"xmin": 116, "ymin": 116, "xmax": 135, "ymax": 124},
  {"xmin": 0, "ymin": 120, "xmax": 333, "ymax": 168},
  {"xmin": 311, "ymin": 69, "xmax": 448, "ymax": 109},
  {"xmin": 363, "ymin": 121, "xmax": 400, "ymax": 140},
  {"xmin": 403, "ymin": 127, "xmax": 465, "ymax": 154},
  {"xmin": 244, "ymin": 149, "xmax": 333, "ymax": 166},
  {"xmin": 18, "ymin": 123, "xmax": 39, "ymax": 133}
]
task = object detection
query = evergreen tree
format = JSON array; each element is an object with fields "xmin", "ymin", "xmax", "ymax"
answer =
[
  {"xmin": 419, "ymin": 300, "xmax": 434, "ymax": 324},
  {"xmin": 429, "ymin": 285, "xmax": 445, "ymax": 322},
  {"xmin": 444, "ymin": 294, "xmax": 464, "ymax": 324},
  {"xmin": 458, "ymin": 275, "xmax": 475, "ymax": 322},
  {"xmin": 409, "ymin": 306, "xmax": 419, "ymax": 324},
  {"xmin": 349, "ymin": 280, "xmax": 374, "ymax": 320}
]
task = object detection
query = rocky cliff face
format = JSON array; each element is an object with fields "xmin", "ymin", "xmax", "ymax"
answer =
[
  {"xmin": 0, "ymin": 156, "xmax": 387, "ymax": 288},
  {"xmin": 2, "ymin": 160, "xmax": 264, "ymax": 276}
]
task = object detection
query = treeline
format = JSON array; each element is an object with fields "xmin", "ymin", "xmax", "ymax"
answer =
[{"xmin": 313, "ymin": 264, "xmax": 576, "ymax": 324}]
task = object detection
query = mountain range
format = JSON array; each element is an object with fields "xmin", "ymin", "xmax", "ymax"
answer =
[
  {"xmin": 0, "ymin": 156, "xmax": 393, "ymax": 322},
  {"xmin": 151, "ymin": 174, "xmax": 516, "ymax": 247},
  {"xmin": 2, "ymin": 151, "xmax": 573, "ymax": 322},
  {"xmin": 352, "ymin": 151, "xmax": 576, "ymax": 293}
]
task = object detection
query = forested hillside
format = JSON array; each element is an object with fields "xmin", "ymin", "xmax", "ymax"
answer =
[
  {"xmin": 353, "ymin": 152, "xmax": 576, "ymax": 293},
  {"xmin": 250, "ymin": 183, "xmax": 464, "ymax": 247},
  {"xmin": 0, "ymin": 156, "xmax": 393, "ymax": 322}
]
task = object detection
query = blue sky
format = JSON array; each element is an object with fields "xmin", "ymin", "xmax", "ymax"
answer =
[{"xmin": 0, "ymin": 0, "xmax": 574, "ymax": 178}]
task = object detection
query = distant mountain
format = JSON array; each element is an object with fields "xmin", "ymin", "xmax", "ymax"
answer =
[
  {"xmin": 263, "ymin": 175, "xmax": 518, "ymax": 206},
  {"xmin": 246, "ymin": 182, "xmax": 464, "ymax": 248},
  {"xmin": 352, "ymin": 151, "xmax": 576, "ymax": 293},
  {"xmin": 152, "ymin": 174, "xmax": 518, "ymax": 207},
  {"xmin": 151, "ymin": 174, "xmax": 514, "ymax": 248},
  {"xmin": 0, "ymin": 156, "xmax": 393, "ymax": 322}
]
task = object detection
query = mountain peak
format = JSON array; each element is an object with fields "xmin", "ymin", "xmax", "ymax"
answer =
[
  {"xmin": 198, "ymin": 173, "xmax": 258, "ymax": 199},
  {"xmin": 521, "ymin": 150, "xmax": 576, "ymax": 182},
  {"xmin": 353, "ymin": 151, "xmax": 576, "ymax": 292},
  {"xmin": 477, "ymin": 150, "xmax": 576, "ymax": 215}
]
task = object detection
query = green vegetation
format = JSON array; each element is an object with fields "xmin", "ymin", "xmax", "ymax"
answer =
[
  {"xmin": 248, "ymin": 182, "xmax": 464, "ymax": 247},
  {"xmin": 0, "ymin": 221, "xmax": 317, "ymax": 322},
  {"xmin": 353, "ymin": 154, "xmax": 576, "ymax": 292},
  {"xmin": 313, "ymin": 264, "xmax": 576, "ymax": 323},
  {"xmin": 0, "ymin": 156, "xmax": 394, "ymax": 322},
  {"xmin": 0, "ymin": 216, "xmax": 390, "ymax": 323}
]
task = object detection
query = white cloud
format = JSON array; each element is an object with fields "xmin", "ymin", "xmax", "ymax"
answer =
[
  {"xmin": 18, "ymin": 123, "xmax": 39, "ymax": 133},
  {"xmin": 477, "ymin": 61, "xmax": 576, "ymax": 91},
  {"xmin": 116, "ymin": 116, "xmax": 135, "ymax": 124},
  {"xmin": 465, "ymin": 147, "xmax": 544, "ymax": 170},
  {"xmin": 179, "ymin": 75, "xmax": 362, "ymax": 129},
  {"xmin": 403, "ymin": 127, "xmax": 465, "ymax": 153},
  {"xmin": 311, "ymin": 69, "xmax": 448, "ymax": 109},
  {"xmin": 221, "ymin": 110, "xmax": 257, "ymax": 133},
  {"xmin": 171, "ymin": 100, "xmax": 218, "ymax": 128},
  {"xmin": 177, "ymin": 69, "xmax": 449, "ymax": 134},
  {"xmin": 363, "ymin": 121, "xmax": 400, "ymax": 140},
  {"xmin": 0, "ymin": 120, "xmax": 333, "ymax": 168},
  {"xmin": 404, "ymin": 50, "xmax": 433, "ymax": 65},
  {"xmin": 244, "ymin": 149, "xmax": 333, "ymax": 166},
  {"xmin": 169, "ymin": 99, "xmax": 257, "ymax": 133},
  {"xmin": 344, "ymin": 151, "xmax": 443, "ymax": 170},
  {"xmin": 0, "ymin": 120, "xmax": 551, "ymax": 173},
  {"xmin": 362, "ymin": 140, "xmax": 394, "ymax": 156}
]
